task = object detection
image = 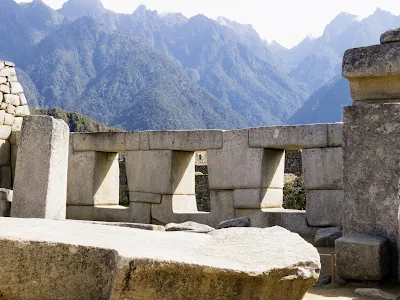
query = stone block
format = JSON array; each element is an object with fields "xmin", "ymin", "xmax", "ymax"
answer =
[
  {"xmin": 1, "ymin": 166, "xmax": 12, "ymax": 189},
  {"xmin": 314, "ymin": 227, "xmax": 343, "ymax": 247},
  {"xmin": 0, "ymin": 218, "xmax": 320, "ymax": 300},
  {"xmin": 129, "ymin": 192, "xmax": 162, "ymax": 204},
  {"xmin": 93, "ymin": 153, "xmax": 119, "ymax": 206},
  {"xmin": 0, "ymin": 188, "xmax": 12, "ymax": 217},
  {"xmin": 328, "ymin": 123, "xmax": 343, "ymax": 147},
  {"xmin": 233, "ymin": 189, "xmax": 261, "ymax": 208},
  {"xmin": 12, "ymin": 117, "xmax": 23, "ymax": 131},
  {"xmin": 260, "ymin": 188, "xmax": 283, "ymax": 209},
  {"xmin": 4, "ymin": 113, "xmax": 13, "ymax": 126},
  {"xmin": 165, "ymin": 221, "xmax": 215, "ymax": 233},
  {"xmin": 10, "ymin": 82, "xmax": 23, "ymax": 94},
  {"xmin": 336, "ymin": 234, "xmax": 390, "ymax": 280},
  {"xmin": 67, "ymin": 150, "xmax": 119, "ymax": 206},
  {"xmin": 4, "ymin": 94, "xmax": 18, "ymax": 104},
  {"xmin": 72, "ymin": 132, "xmax": 140, "ymax": 152},
  {"xmin": 208, "ymin": 190, "xmax": 236, "ymax": 227},
  {"xmin": 306, "ymin": 190, "xmax": 343, "ymax": 227},
  {"xmin": 67, "ymin": 205, "xmax": 132, "ymax": 223},
  {"xmin": 343, "ymin": 43, "xmax": 400, "ymax": 101},
  {"xmin": 208, "ymin": 130, "xmax": 284, "ymax": 190},
  {"xmin": 0, "ymin": 140, "xmax": 10, "ymax": 166},
  {"xmin": 10, "ymin": 130, "xmax": 20, "ymax": 145},
  {"xmin": 234, "ymin": 208, "xmax": 319, "ymax": 237},
  {"xmin": 0, "ymin": 85, "xmax": 10, "ymax": 94},
  {"xmin": 249, "ymin": 124, "xmax": 328, "ymax": 150},
  {"xmin": 0, "ymin": 110, "xmax": 5, "ymax": 125},
  {"xmin": 130, "ymin": 202, "xmax": 152, "ymax": 224},
  {"xmin": 148, "ymin": 130, "xmax": 223, "ymax": 150},
  {"xmin": 0, "ymin": 125, "xmax": 11, "ymax": 140},
  {"xmin": 343, "ymin": 104, "xmax": 400, "ymax": 245},
  {"xmin": 126, "ymin": 150, "xmax": 195, "ymax": 195},
  {"xmin": 302, "ymin": 147, "xmax": 343, "ymax": 190},
  {"xmin": 11, "ymin": 116, "xmax": 69, "ymax": 220},
  {"xmin": 15, "ymin": 105, "xmax": 29, "ymax": 117},
  {"xmin": 218, "ymin": 217, "xmax": 251, "ymax": 229},
  {"xmin": 139, "ymin": 131, "xmax": 150, "ymax": 150}
]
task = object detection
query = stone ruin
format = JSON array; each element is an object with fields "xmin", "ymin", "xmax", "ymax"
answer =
[{"xmin": 1, "ymin": 28, "xmax": 400, "ymax": 298}]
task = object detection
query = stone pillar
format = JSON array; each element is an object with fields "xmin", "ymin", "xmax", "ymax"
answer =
[
  {"xmin": 338, "ymin": 28, "xmax": 400, "ymax": 280},
  {"xmin": 11, "ymin": 116, "xmax": 69, "ymax": 219}
]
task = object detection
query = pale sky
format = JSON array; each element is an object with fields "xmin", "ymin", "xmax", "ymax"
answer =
[{"xmin": 16, "ymin": 0, "xmax": 400, "ymax": 48}]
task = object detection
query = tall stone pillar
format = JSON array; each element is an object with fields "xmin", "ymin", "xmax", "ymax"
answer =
[
  {"xmin": 11, "ymin": 116, "xmax": 69, "ymax": 220},
  {"xmin": 338, "ymin": 28, "xmax": 400, "ymax": 281}
]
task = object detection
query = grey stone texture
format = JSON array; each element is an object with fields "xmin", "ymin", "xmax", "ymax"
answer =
[
  {"xmin": 126, "ymin": 150, "xmax": 195, "ymax": 195},
  {"xmin": 343, "ymin": 104, "xmax": 400, "ymax": 246},
  {"xmin": 381, "ymin": 28, "xmax": 400, "ymax": 44},
  {"xmin": 355, "ymin": 288, "xmax": 397, "ymax": 300},
  {"xmin": 302, "ymin": 147, "xmax": 343, "ymax": 190},
  {"xmin": 314, "ymin": 227, "xmax": 343, "ymax": 247},
  {"xmin": 165, "ymin": 221, "xmax": 215, "ymax": 233},
  {"xmin": 328, "ymin": 123, "xmax": 343, "ymax": 147},
  {"xmin": 249, "ymin": 124, "xmax": 329, "ymax": 150},
  {"xmin": 306, "ymin": 190, "xmax": 343, "ymax": 227},
  {"xmin": 336, "ymin": 234, "xmax": 390, "ymax": 281},
  {"xmin": 148, "ymin": 130, "xmax": 223, "ymax": 150},
  {"xmin": 0, "ymin": 188, "xmax": 12, "ymax": 217},
  {"xmin": 208, "ymin": 130, "xmax": 284, "ymax": 193},
  {"xmin": 71, "ymin": 132, "xmax": 140, "ymax": 152},
  {"xmin": 218, "ymin": 217, "xmax": 251, "ymax": 229},
  {"xmin": 343, "ymin": 42, "xmax": 400, "ymax": 101},
  {"xmin": 0, "ymin": 218, "xmax": 320, "ymax": 300},
  {"xmin": 11, "ymin": 116, "xmax": 69, "ymax": 220}
]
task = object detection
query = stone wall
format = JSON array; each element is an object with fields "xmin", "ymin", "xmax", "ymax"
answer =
[
  {"xmin": 64, "ymin": 125, "xmax": 343, "ymax": 235},
  {"xmin": 0, "ymin": 62, "xmax": 29, "ymax": 194}
]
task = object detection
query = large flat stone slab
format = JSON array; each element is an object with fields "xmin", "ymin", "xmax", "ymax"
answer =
[
  {"xmin": 0, "ymin": 218, "xmax": 320, "ymax": 300},
  {"xmin": 71, "ymin": 132, "xmax": 140, "ymax": 152}
]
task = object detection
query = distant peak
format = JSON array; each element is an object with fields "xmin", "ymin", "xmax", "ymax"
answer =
[
  {"xmin": 59, "ymin": 0, "xmax": 106, "ymax": 20},
  {"xmin": 132, "ymin": 4, "xmax": 158, "ymax": 18}
]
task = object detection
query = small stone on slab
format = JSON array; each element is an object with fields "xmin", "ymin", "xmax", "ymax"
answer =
[
  {"xmin": 355, "ymin": 288, "xmax": 397, "ymax": 300},
  {"xmin": 218, "ymin": 216, "xmax": 251, "ymax": 229},
  {"xmin": 380, "ymin": 28, "xmax": 400, "ymax": 44},
  {"xmin": 166, "ymin": 221, "xmax": 215, "ymax": 233},
  {"xmin": 314, "ymin": 226, "xmax": 342, "ymax": 247}
]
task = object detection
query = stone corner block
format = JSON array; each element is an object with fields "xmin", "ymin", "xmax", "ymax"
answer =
[{"xmin": 336, "ymin": 233, "xmax": 390, "ymax": 280}]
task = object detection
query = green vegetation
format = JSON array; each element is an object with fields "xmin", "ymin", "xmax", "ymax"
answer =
[
  {"xmin": 31, "ymin": 107, "xmax": 122, "ymax": 133},
  {"xmin": 283, "ymin": 174, "xmax": 306, "ymax": 210}
]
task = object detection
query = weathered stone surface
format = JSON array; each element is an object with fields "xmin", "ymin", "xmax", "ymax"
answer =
[
  {"xmin": 4, "ymin": 94, "xmax": 18, "ymax": 104},
  {"xmin": 249, "ymin": 124, "xmax": 328, "ymax": 150},
  {"xmin": 343, "ymin": 104, "xmax": 400, "ymax": 246},
  {"xmin": 72, "ymin": 132, "xmax": 140, "ymax": 152},
  {"xmin": 11, "ymin": 116, "xmax": 69, "ymax": 219},
  {"xmin": 306, "ymin": 190, "xmax": 343, "ymax": 227},
  {"xmin": 314, "ymin": 227, "xmax": 343, "ymax": 247},
  {"xmin": 0, "ymin": 188, "xmax": 12, "ymax": 217},
  {"xmin": 6, "ymin": 104, "xmax": 15, "ymax": 115},
  {"xmin": 0, "ymin": 140, "xmax": 10, "ymax": 166},
  {"xmin": 381, "ymin": 28, "xmax": 400, "ymax": 44},
  {"xmin": 328, "ymin": 123, "xmax": 343, "ymax": 147},
  {"xmin": 19, "ymin": 93, "xmax": 27, "ymax": 105},
  {"xmin": 218, "ymin": 217, "xmax": 251, "ymax": 229},
  {"xmin": 67, "ymin": 205, "xmax": 134, "ymax": 223},
  {"xmin": 129, "ymin": 192, "xmax": 162, "ymax": 204},
  {"xmin": 148, "ymin": 130, "xmax": 223, "ymax": 150},
  {"xmin": 74, "ymin": 220, "xmax": 165, "ymax": 231},
  {"xmin": 10, "ymin": 81, "xmax": 23, "ymax": 94},
  {"xmin": 3, "ymin": 113, "xmax": 13, "ymax": 125},
  {"xmin": 166, "ymin": 221, "xmax": 215, "ymax": 233},
  {"xmin": 208, "ymin": 130, "xmax": 284, "ymax": 190},
  {"xmin": 139, "ymin": 131, "xmax": 150, "ymax": 150},
  {"xmin": 1, "ymin": 166, "xmax": 12, "ymax": 189},
  {"xmin": 0, "ymin": 67, "xmax": 16, "ymax": 77},
  {"xmin": 126, "ymin": 150, "xmax": 195, "ymax": 195},
  {"xmin": 0, "ymin": 110, "xmax": 5, "ymax": 126},
  {"xmin": 343, "ymin": 43, "xmax": 400, "ymax": 101},
  {"xmin": 0, "ymin": 125, "xmax": 11, "ymax": 140},
  {"xmin": 235, "ymin": 208, "xmax": 319, "ymax": 237},
  {"xmin": 302, "ymin": 147, "xmax": 343, "ymax": 190},
  {"xmin": 0, "ymin": 84, "xmax": 10, "ymax": 94},
  {"xmin": 10, "ymin": 130, "xmax": 20, "ymax": 145},
  {"xmin": 0, "ymin": 218, "xmax": 320, "ymax": 300},
  {"xmin": 355, "ymin": 288, "xmax": 397, "ymax": 300},
  {"xmin": 336, "ymin": 234, "xmax": 390, "ymax": 280},
  {"xmin": 15, "ymin": 105, "xmax": 29, "ymax": 117}
]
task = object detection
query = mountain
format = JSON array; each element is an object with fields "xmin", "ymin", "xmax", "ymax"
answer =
[
  {"xmin": 288, "ymin": 77, "xmax": 351, "ymax": 125},
  {"xmin": 58, "ymin": 0, "xmax": 107, "ymax": 20},
  {"xmin": 22, "ymin": 17, "xmax": 246, "ymax": 130},
  {"xmin": 20, "ymin": 0, "xmax": 64, "ymax": 33}
]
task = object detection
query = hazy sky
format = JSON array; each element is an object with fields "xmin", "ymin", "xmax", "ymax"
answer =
[{"xmin": 16, "ymin": 0, "xmax": 400, "ymax": 48}]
